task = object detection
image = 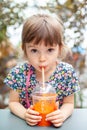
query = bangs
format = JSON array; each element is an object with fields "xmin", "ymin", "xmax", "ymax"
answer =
[
  {"xmin": 22, "ymin": 15, "xmax": 62, "ymax": 46},
  {"xmin": 22, "ymin": 14, "xmax": 63, "ymax": 51},
  {"xmin": 31, "ymin": 22, "xmax": 61, "ymax": 46}
]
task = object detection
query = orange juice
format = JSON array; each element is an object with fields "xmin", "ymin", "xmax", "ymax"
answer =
[
  {"xmin": 32, "ymin": 82, "xmax": 57, "ymax": 126},
  {"xmin": 33, "ymin": 94, "xmax": 56, "ymax": 126}
]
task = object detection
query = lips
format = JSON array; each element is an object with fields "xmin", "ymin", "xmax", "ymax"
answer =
[{"xmin": 39, "ymin": 66, "xmax": 47, "ymax": 69}]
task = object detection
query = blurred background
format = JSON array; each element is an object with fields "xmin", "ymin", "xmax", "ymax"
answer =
[{"xmin": 0, "ymin": 0, "xmax": 87, "ymax": 109}]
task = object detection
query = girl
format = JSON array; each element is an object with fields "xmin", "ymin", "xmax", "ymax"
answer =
[{"xmin": 4, "ymin": 14, "xmax": 80, "ymax": 127}]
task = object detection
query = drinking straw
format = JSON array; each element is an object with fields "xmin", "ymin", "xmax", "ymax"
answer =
[{"xmin": 42, "ymin": 67, "xmax": 45, "ymax": 87}]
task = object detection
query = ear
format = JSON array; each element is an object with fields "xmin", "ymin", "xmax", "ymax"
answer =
[
  {"xmin": 57, "ymin": 43, "xmax": 62, "ymax": 59},
  {"xmin": 58, "ymin": 41, "xmax": 69, "ymax": 60},
  {"xmin": 59, "ymin": 41, "xmax": 64, "ymax": 53}
]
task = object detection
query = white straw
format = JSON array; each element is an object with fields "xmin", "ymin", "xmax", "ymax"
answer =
[{"xmin": 42, "ymin": 67, "xmax": 45, "ymax": 87}]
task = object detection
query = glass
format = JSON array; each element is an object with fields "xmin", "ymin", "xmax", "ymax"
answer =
[{"xmin": 32, "ymin": 83, "xmax": 57, "ymax": 126}]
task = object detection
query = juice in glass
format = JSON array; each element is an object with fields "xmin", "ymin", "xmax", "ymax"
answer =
[{"xmin": 32, "ymin": 93, "xmax": 57, "ymax": 126}]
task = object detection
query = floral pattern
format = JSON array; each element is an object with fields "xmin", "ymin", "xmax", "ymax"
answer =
[{"xmin": 4, "ymin": 62, "xmax": 80, "ymax": 108}]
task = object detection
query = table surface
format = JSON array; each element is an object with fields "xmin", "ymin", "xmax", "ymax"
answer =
[{"xmin": 0, "ymin": 109, "xmax": 87, "ymax": 130}]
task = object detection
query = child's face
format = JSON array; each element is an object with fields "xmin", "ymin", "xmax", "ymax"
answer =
[{"xmin": 26, "ymin": 41, "xmax": 59, "ymax": 73}]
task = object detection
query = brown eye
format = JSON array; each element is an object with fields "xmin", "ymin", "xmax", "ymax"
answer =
[
  {"xmin": 31, "ymin": 49, "xmax": 37, "ymax": 53},
  {"xmin": 48, "ymin": 48, "xmax": 54, "ymax": 52}
]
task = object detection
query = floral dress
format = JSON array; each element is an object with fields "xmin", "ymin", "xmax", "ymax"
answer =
[{"xmin": 4, "ymin": 62, "xmax": 80, "ymax": 108}]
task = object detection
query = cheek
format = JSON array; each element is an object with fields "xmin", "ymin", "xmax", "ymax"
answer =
[
  {"xmin": 48, "ymin": 56, "xmax": 58, "ymax": 63},
  {"xmin": 28, "ymin": 56, "xmax": 35, "ymax": 62},
  {"xmin": 28, "ymin": 56, "xmax": 38, "ymax": 65},
  {"xmin": 53, "ymin": 51, "xmax": 59, "ymax": 58}
]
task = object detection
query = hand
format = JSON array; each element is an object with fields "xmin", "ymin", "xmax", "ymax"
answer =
[
  {"xmin": 24, "ymin": 105, "xmax": 42, "ymax": 126},
  {"xmin": 46, "ymin": 109, "xmax": 65, "ymax": 127}
]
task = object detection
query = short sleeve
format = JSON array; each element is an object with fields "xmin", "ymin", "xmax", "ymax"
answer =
[
  {"xmin": 63, "ymin": 66, "xmax": 80, "ymax": 96},
  {"xmin": 4, "ymin": 64, "xmax": 26, "ymax": 92}
]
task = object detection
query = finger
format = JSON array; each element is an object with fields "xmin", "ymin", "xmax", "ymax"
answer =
[
  {"xmin": 46, "ymin": 113, "xmax": 64, "ymax": 120},
  {"xmin": 55, "ymin": 101, "xmax": 59, "ymax": 109},
  {"xmin": 26, "ymin": 121, "xmax": 38, "ymax": 126},
  {"xmin": 26, "ymin": 116, "xmax": 41, "ymax": 123},
  {"xmin": 30, "ymin": 105, "xmax": 34, "ymax": 109},
  {"xmin": 46, "ymin": 111, "xmax": 64, "ymax": 125},
  {"xmin": 46, "ymin": 115, "xmax": 64, "ymax": 124},
  {"xmin": 26, "ymin": 114, "xmax": 42, "ymax": 121},
  {"xmin": 53, "ymin": 122, "xmax": 63, "ymax": 127},
  {"xmin": 46, "ymin": 109, "xmax": 60, "ymax": 117},
  {"xmin": 25, "ymin": 114, "xmax": 42, "ymax": 125},
  {"xmin": 51, "ymin": 118, "xmax": 64, "ymax": 124},
  {"xmin": 27, "ymin": 108, "xmax": 39, "ymax": 115}
]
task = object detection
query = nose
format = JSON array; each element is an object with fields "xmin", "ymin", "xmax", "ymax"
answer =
[{"xmin": 39, "ymin": 53, "xmax": 46, "ymax": 62}]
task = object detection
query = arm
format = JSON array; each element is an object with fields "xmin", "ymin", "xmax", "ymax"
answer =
[
  {"xmin": 46, "ymin": 94, "xmax": 74, "ymax": 127},
  {"xmin": 9, "ymin": 90, "xmax": 42, "ymax": 126},
  {"xmin": 9, "ymin": 90, "xmax": 27, "ymax": 119},
  {"xmin": 60, "ymin": 94, "xmax": 74, "ymax": 120}
]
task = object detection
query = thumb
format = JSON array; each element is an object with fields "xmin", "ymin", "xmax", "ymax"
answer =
[
  {"xmin": 55, "ymin": 101, "xmax": 59, "ymax": 110},
  {"xmin": 30, "ymin": 105, "xmax": 34, "ymax": 110}
]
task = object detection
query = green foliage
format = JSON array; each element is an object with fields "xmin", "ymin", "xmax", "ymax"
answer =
[
  {"xmin": 0, "ymin": 0, "xmax": 28, "ymax": 43},
  {"xmin": 35, "ymin": 0, "xmax": 87, "ymax": 47}
]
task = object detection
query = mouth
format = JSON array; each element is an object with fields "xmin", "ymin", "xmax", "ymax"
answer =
[{"xmin": 39, "ymin": 66, "xmax": 47, "ymax": 70}]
